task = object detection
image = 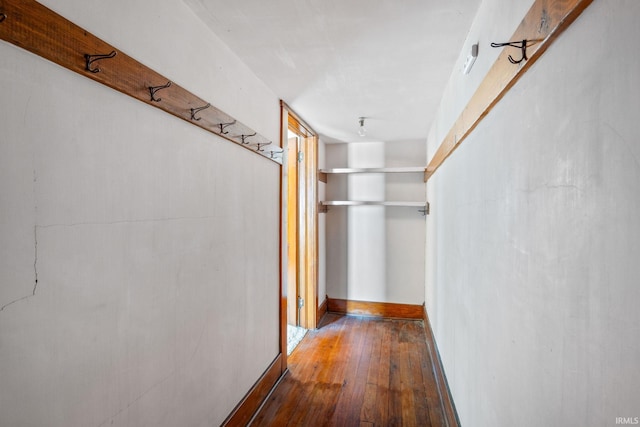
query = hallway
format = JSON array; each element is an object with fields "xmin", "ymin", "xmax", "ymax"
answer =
[
  {"xmin": 251, "ymin": 314, "xmax": 447, "ymax": 426},
  {"xmin": 2, "ymin": 1, "xmax": 638, "ymax": 425}
]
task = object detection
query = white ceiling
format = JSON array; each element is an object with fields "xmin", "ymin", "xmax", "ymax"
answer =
[{"xmin": 183, "ymin": 0, "xmax": 481, "ymax": 143}]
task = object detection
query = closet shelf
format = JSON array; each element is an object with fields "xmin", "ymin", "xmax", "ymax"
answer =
[
  {"xmin": 320, "ymin": 167, "xmax": 426, "ymax": 174},
  {"xmin": 320, "ymin": 201, "xmax": 426, "ymax": 207},
  {"xmin": 319, "ymin": 200, "xmax": 429, "ymax": 215}
]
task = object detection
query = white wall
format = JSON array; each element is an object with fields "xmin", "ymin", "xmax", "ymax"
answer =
[
  {"xmin": 325, "ymin": 144, "xmax": 349, "ymax": 300},
  {"xmin": 325, "ymin": 140, "xmax": 426, "ymax": 304},
  {"xmin": 347, "ymin": 142, "xmax": 387, "ymax": 301},
  {"xmin": 426, "ymin": 1, "xmax": 640, "ymax": 426},
  {"xmin": 0, "ymin": 1, "xmax": 280, "ymax": 426},
  {"xmin": 385, "ymin": 142, "xmax": 428, "ymax": 299}
]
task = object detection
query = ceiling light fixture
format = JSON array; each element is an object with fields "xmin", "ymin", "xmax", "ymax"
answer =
[{"xmin": 357, "ymin": 117, "xmax": 366, "ymax": 137}]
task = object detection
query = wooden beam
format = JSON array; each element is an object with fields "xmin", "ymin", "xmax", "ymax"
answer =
[
  {"xmin": 0, "ymin": 0, "xmax": 281, "ymax": 164},
  {"xmin": 425, "ymin": 0, "xmax": 593, "ymax": 182}
]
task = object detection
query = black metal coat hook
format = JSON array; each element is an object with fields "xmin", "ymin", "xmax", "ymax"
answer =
[
  {"xmin": 84, "ymin": 50, "xmax": 117, "ymax": 73},
  {"xmin": 270, "ymin": 148, "xmax": 284, "ymax": 159},
  {"xmin": 490, "ymin": 40, "xmax": 528, "ymax": 64},
  {"xmin": 256, "ymin": 141, "xmax": 272, "ymax": 152},
  {"xmin": 0, "ymin": 13, "xmax": 7, "ymax": 23},
  {"xmin": 190, "ymin": 103, "xmax": 210, "ymax": 121},
  {"xmin": 149, "ymin": 81, "xmax": 172, "ymax": 102},
  {"xmin": 217, "ymin": 120, "xmax": 235, "ymax": 135},
  {"xmin": 240, "ymin": 132, "xmax": 257, "ymax": 144}
]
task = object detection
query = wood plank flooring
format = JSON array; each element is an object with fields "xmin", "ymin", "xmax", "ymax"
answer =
[{"xmin": 251, "ymin": 314, "xmax": 446, "ymax": 427}]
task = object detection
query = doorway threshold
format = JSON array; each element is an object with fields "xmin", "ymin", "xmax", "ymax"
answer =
[{"xmin": 287, "ymin": 325, "xmax": 307, "ymax": 355}]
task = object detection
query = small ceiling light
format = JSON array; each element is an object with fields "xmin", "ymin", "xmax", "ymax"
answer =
[{"xmin": 357, "ymin": 117, "xmax": 366, "ymax": 137}]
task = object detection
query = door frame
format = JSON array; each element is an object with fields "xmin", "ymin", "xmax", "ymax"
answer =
[{"xmin": 280, "ymin": 101, "xmax": 318, "ymax": 366}]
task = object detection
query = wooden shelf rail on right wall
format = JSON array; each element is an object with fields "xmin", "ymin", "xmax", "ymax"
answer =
[{"xmin": 424, "ymin": 0, "xmax": 594, "ymax": 182}]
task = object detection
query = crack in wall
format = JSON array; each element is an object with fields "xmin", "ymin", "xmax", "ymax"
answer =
[
  {"xmin": 0, "ymin": 293, "xmax": 34, "ymax": 312},
  {"xmin": 36, "ymin": 215, "xmax": 220, "ymax": 229},
  {"xmin": 1, "ymin": 152, "xmax": 39, "ymax": 313},
  {"xmin": 518, "ymin": 183, "xmax": 584, "ymax": 195},
  {"xmin": 0, "ymin": 226, "xmax": 39, "ymax": 312},
  {"xmin": 97, "ymin": 319, "xmax": 210, "ymax": 426},
  {"xmin": 2, "ymin": 213, "xmax": 216, "ymax": 312},
  {"xmin": 33, "ymin": 224, "xmax": 39, "ymax": 295},
  {"xmin": 603, "ymin": 122, "xmax": 640, "ymax": 172},
  {"xmin": 97, "ymin": 369, "xmax": 177, "ymax": 427}
]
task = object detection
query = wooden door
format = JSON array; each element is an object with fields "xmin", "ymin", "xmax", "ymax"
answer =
[
  {"xmin": 286, "ymin": 137, "xmax": 299, "ymax": 326},
  {"xmin": 281, "ymin": 102, "xmax": 319, "ymax": 352},
  {"xmin": 298, "ymin": 135, "xmax": 317, "ymax": 329}
]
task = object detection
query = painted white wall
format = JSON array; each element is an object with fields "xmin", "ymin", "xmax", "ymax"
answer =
[
  {"xmin": 325, "ymin": 144, "xmax": 349, "ymax": 299},
  {"xmin": 384, "ymin": 141, "xmax": 427, "ymax": 303},
  {"xmin": 426, "ymin": 1, "xmax": 640, "ymax": 426},
  {"xmin": 0, "ymin": 1, "xmax": 280, "ymax": 426},
  {"xmin": 347, "ymin": 142, "xmax": 388, "ymax": 301},
  {"xmin": 325, "ymin": 141, "xmax": 426, "ymax": 304}
]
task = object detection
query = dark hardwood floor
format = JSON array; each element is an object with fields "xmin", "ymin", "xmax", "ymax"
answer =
[{"xmin": 251, "ymin": 314, "xmax": 446, "ymax": 427}]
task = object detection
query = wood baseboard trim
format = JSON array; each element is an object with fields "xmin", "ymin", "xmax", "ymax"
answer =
[
  {"xmin": 327, "ymin": 297, "xmax": 423, "ymax": 319},
  {"xmin": 316, "ymin": 296, "xmax": 328, "ymax": 322},
  {"xmin": 422, "ymin": 306, "xmax": 460, "ymax": 427},
  {"xmin": 222, "ymin": 353, "xmax": 284, "ymax": 427}
]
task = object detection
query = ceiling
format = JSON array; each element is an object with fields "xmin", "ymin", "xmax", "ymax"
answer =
[{"xmin": 183, "ymin": 0, "xmax": 481, "ymax": 143}]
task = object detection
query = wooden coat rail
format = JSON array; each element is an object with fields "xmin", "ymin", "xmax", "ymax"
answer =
[
  {"xmin": 0, "ymin": 0, "xmax": 283, "ymax": 164},
  {"xmin": 425, "ymin": 0, "xmax": 593, "ymax": 181}
]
